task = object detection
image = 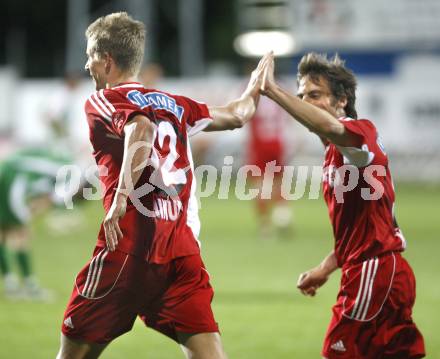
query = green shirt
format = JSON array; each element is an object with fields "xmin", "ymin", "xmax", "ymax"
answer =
[{"xmin": 0, "ymin": 148, "xmax": 72, "ymax": 228}]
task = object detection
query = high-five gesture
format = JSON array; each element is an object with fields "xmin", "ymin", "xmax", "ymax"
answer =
[
  {"xmin": 243, "ymin": 51, "xmax": 273, "ymax": 100},
  {"xmin": 260, "ymin": 51, "xmax": 275, "ymax": 96},
  {"xmin": 205, "ymin": 52, "xmax": 272, "ymax": 132}
]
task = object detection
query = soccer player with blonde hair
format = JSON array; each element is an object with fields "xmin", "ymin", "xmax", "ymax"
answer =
[{"xmin": 56, "ymin": 12, "xmax": 270, "ymax": 359}]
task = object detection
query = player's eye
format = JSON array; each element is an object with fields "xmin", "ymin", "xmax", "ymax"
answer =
[{"xmin": 309, "ymin": 91, "xmax": 321, "ymax": 99}]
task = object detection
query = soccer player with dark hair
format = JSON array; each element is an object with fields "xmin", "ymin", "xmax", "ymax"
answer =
[
  {"xmin": 56, "ymin": 12, "xmax": 269, "ymax": 359},
  {"xmin": 261, "ymin": 52, "xmax": 425, "ymax": 358}
]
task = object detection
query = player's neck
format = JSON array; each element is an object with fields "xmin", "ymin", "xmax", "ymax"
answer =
[{"xmin": 106, "ymin": 72, "xmax": 138, "ymax": 89}]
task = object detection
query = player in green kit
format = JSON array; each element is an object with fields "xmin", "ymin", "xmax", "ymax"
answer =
[{"xmin": 0, "ymin": 147, "xmax": 72, "ymax": 300}]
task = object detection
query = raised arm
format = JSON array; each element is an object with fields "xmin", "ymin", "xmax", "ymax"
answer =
[
  {"xmin": 103, "ymin": 115, "xmax": 155, "ymax": 251},
  {"xmin": 205, "ymin": 53, "xmax": 271, "ymax": 131},
  {"xmin": 261, "ymin": 53, "xmax": 360, "ymax": 147}
]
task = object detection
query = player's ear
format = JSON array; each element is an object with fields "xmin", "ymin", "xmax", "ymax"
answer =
[
  {"xmin": 104, "ymin": 53, "xmax": 112, "ymax": 74},
  {"xmin": 337, "ymin": 95, "xmax": 347, "ymax": 112}
]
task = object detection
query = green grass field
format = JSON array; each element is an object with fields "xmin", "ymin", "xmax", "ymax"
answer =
[{"xmin": 0, "ymin": 184, "xmax": 439, "ymax": 358}]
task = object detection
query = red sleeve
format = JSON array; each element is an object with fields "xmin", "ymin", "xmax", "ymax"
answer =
[
  {"xmin": 88, "ymin": 89, "xmax": 155, "ymax": 137},
  {"xmin": 175, "ymin": 95, "xmax": 213, "ymax": 136},
  {"xmin": 340, "ymin": 118, "xmax": 387, "ymax": 166}
]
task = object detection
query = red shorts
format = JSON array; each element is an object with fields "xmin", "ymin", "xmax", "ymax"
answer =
[
  {"xmin": 322, "ymin": 252, "xmax": 425, "ymax": 358},
  {"xmin": 61, "ymin": 247, "xmax": 218, "ymax": 344}
]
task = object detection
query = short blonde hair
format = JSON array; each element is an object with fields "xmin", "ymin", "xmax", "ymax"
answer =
[{"xmin": 86, "ymin": 12, "xmax": 145, "ymax": 76}]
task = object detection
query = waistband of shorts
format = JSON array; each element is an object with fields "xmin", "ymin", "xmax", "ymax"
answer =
[{"xmin": 343, "ymin": 250, "xmax": 402, "ymax": 270}]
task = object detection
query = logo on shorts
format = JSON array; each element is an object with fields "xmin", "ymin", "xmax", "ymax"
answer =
[
  {"xmin": 331, "ymin": 340, "xmax": 346, "ymax": 352},
  {"xmin": 64, "ymin": 316, "xmax": 74, "ymax": 329}
]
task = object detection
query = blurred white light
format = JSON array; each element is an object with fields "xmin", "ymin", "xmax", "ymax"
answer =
[{"xmin": 234, "ymin": 31, "xmax": 296, "ymax": 57}]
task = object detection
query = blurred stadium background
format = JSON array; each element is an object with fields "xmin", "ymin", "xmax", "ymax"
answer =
[{"xmin": 0, "ymin": 0, "xmax": 439, "ymax": 358}]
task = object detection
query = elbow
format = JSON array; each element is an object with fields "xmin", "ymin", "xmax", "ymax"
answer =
[
  {"xmin": 319, "ymin": 122, "xmax": 336, "ymax": 137},
  {"xmin": 319, "ymin": 121, "xmax": 343, "ymax": 139},
  {"xmin": 231, "ymin": 115, "xmax": 245, "ymax": 129}
]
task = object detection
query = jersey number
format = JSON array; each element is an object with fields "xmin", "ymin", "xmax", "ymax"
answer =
[{"xmin": 150, "ymin": 121, "xmax": 187, "ymax": 189}]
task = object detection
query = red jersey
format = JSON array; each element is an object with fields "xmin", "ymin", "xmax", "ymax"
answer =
[
  {"xmin": 85, "ymin": 82, "xmax": 212, "ymax": 263},
  {"xmin": 322, "ymin": 118, "xmax": 405, "ymax": 267}
]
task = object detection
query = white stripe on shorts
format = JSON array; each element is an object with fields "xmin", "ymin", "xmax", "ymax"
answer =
[
  {"xmin": 353, "ymin": 258, "xmax": 374, "ymax": 319},
  {"xmin": 351, "ymin": 257, "xmax": 380, "ymax": 320},
  {"xmin": 87, "ymin": 249, "xmax": 108, "ymax": 298},
  {"xmin": 350, "ymin": 260, "xmax": 367, "ymax": 319},
  {"xmin": 82, "ymin": 249, "xmax": 107, "ymax": 297},
  {"xmin": 89, "ymin": 250, "xmax": 109, "ymax": 298},
  {"xmin": 359, "ymin": 257, "xmax": 379, "ymax": 320},
  {"xmin": 81, "ymin": 249, "xmax": 103, "ymax": 296}
]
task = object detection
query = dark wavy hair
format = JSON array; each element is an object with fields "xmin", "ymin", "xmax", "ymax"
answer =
[{"xmin": 297, "ymin": 53, "xmax": 358, "ymax": 119}]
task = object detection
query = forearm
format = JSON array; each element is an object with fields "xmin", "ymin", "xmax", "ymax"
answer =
[
  {"xmin": 265, "ymin": 84, "xmax": 344, "ymax": 141},
  {"xmin": 230, "ymin": 93, "xmax": 258, "ymax": 127},
  {"xmin": 115, "ymin": 116, "xmax": 154, "ymax": 197},
  {"xmin": 207, "ymin": 93, "xmax": 257, "ymax": 131},
  {"xmin": 317, "ymin": 250, "xmax": 338, "ymax": 276}
]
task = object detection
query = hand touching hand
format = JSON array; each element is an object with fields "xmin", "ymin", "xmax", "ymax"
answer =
[
  {"xmin": 260, "ymin": 51, "xmax": 275, "ymax": 96},
  {"xmin": 243, "ymin": 52, "xmax": 273, "ymax": 100}
]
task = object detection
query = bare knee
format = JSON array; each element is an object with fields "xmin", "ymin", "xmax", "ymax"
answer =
[
  {"xmin": 56, "ymin": 334, "xmax": 108, "ymax": 359},
  {"xmin": 178, "ymin": 332, "xmax": 227, "ymax": 359}
]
